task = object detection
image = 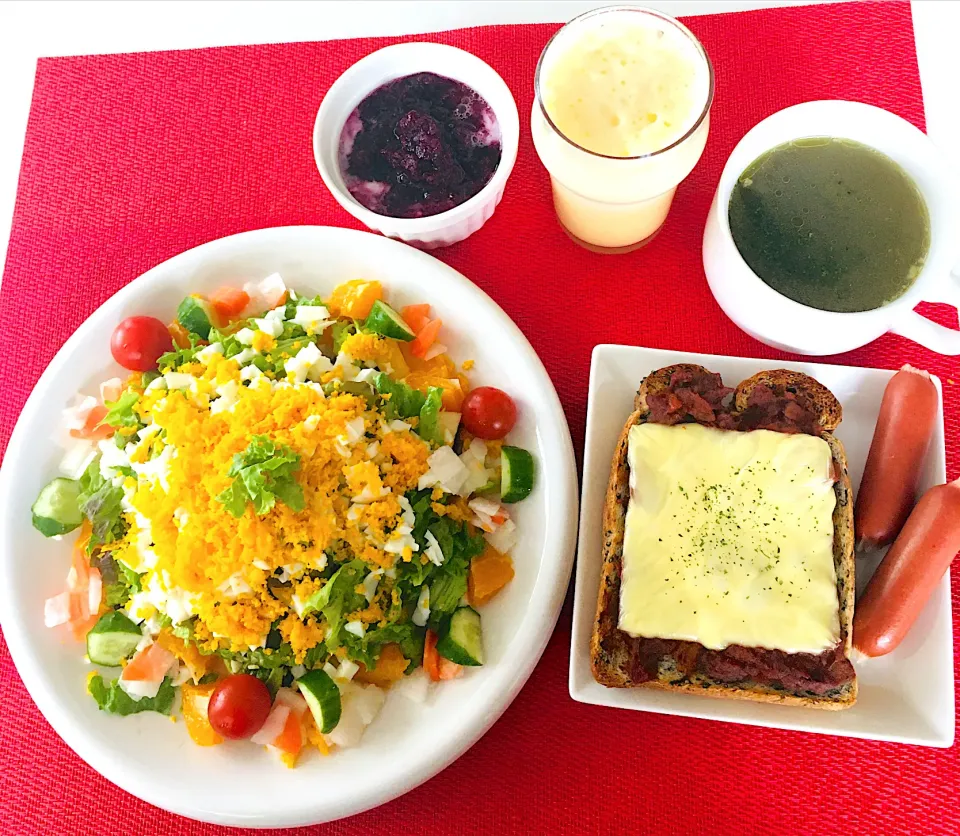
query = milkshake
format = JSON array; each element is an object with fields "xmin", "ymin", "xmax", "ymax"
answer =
[{"xmin": 531, "ymin": 6, "xmax": 714, "ymax": 253}]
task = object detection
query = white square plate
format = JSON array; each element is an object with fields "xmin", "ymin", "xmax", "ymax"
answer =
[{"xmin": 569, "ymin": 344, "xmax": 954, "ymax": 746}]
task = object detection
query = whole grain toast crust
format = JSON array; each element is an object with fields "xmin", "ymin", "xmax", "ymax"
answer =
[{"xmin": 591, "ymin": 365, "xmax": 857, "ymax": 709}]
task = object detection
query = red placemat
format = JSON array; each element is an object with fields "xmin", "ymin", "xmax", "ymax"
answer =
[{"xmin": 2, "ymin": 2, "xmax": 957, "ymax": 834}]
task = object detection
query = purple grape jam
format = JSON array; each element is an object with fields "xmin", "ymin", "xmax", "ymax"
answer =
[{"xmin": 339, "ymin": 72, "xmax": 502, "ymax": 219}]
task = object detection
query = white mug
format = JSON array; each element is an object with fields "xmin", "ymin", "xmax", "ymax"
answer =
[{"xmin": 702, "ymin": 100, "xmax": 960, "ymax": 355}]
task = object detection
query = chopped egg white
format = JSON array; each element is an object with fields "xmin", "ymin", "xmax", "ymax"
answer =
[
  {"xmin": 412, "ymin": 585, "xmax": 430, "ymax": 626},
  {"xmin": 284, "ymin": 343, "xmax": 323, "ymax": 384},
  {"xmin": 62, "ymin": 395, "xmax": 99, "ymax": 432},
  {"xmin": 240, "ymin": 364, "xmax": 263, "ymax": 383},
  {"xmin": 254, "ymin": 316, "xmax": 283, "ymax": 338},
  {"xmin": 292, "ymin": 305, "xmax": 334, "ymax": 334},
  {"xmin": 163, "ymin": 372, "xmax": 194, "ymax": 391},
  {"xmin": 334, "ymin": 351, "xmax": 361, "ymax": 381},
  {"xmin": 362, "ymin": 569, "xmax": 383, "ymax": 602},
  {"xmin": 59, "ymin": 439, "xmax": 98, "ymax": 480},
  {"xmin": 419, "ymin": 446, "xmax": 470, "ymax": 494},
  {"xmin": 217, "ymin": 572, "xmax": 252, "ymax": 599},
  {"xmin": 397, "ymin": 495, "xmax": 416, "ymax": 528},
  {"xmin": 131, "ymin": 444, "xmax": 175, "ymax": 493},
  {"xmin": 384, "ymin": 524, "xmax": 419, "ymax": 556},
  {"xmin": 424, "ymin": 530, "xmax": 445, "ymax": 566},
  {"xmin": 344, "ymin": 620, "xmax": 367, "ymax": 639},
  {"xmin": 485, "ymin": 518, "xmax": 518, "ymax": 553},
  {"xmin": 196, "ymin": 342, "xmax": 223, "ymax": 364},
  {"xmin": 210, "ymin": 380, "xmax": 240, "ymax": 415}
]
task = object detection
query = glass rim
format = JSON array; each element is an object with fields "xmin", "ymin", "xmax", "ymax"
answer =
[{"xmin": 533, "ymin": 4, "xmax": 716, "ymax": 162}]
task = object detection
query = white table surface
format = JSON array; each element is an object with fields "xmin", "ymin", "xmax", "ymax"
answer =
[{"xmin": 0, "ymin": 0, "xmax": 957, "ymax": 283}]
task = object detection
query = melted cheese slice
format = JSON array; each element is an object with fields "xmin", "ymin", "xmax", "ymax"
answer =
[{"xmin": 619, "ymin": 423, "xmax": 840, "ymax": 654}]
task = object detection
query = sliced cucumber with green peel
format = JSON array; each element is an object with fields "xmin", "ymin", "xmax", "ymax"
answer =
[
  {"xmin": 86, "ymin": 611, "xmax": 143, "ymax": 666},
  {"xmin": 177, "ymin": 295, "xmax": 215, "ymax": 340},
  {"xmin": 297, "ymin": 669, "xmax": 342, "ymax": 733},
  {"xmin": 363, "ymin": 300, "xmax": 416, "ymax": 341},
  {"xmin": 32, "ymin": 477, "xmax": 83, "ymax": 537},
  {"xmin": 436, "ymin": 606, "xmax": 484, "ymax": 666},
  {"xmin": 500, "ymin": 446, "xmax": 535, "ymax": 503}
]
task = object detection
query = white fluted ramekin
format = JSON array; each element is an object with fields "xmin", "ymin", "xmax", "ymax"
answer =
[{"xmin": 313, "ymin": 42, "xmax": 519, "ymax": 250}]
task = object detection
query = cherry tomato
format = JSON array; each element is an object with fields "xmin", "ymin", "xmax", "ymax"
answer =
[
  {"xmin": 110, "ymin": 316, "xmax": 173, "ymax": 371},
  {"xmin": 207, "ymin": 674, "xmax": 272, "ymax": 740},
  {"xmin": 461, "ymin": 387, "xmax": 517, "ymax": 440}
]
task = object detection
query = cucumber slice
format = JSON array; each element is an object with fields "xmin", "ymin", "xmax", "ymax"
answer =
[
  {"xmin": 177, "ymin": 295, "xmax": 215, "ymax": 340},
  {"xmin": 363, "ymin": 300, "xmax": 416, "ymax": 341},
  {"xmin": 86, "ymin": 611, "xmax": 143, "ymax": 666},
  {"xmin": 31, "ymin": 477, "xmax": 83, "ymax": 537},
  {"xmin": 500, "ymin": 446, "xmax": 535, "ymax": 503},
  {"xmin": 297, "ymin": 669, "xmax": 342, "ymax": 733},
  {"xmin": 436, "ymin": 606, "xmax": 484, "ymax": 666}
]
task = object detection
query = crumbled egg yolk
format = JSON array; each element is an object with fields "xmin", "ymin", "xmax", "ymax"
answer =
[
  {"xmin": 251, "ymin": 331, "xmax": 276, "ymax": 352},
  {"xmin": 117, "ymin": 351, "xmax": 432, "ymax": 654},
  {"xmin": 340, "ymin": 333, "xmax": 389, "ymax": 366}
]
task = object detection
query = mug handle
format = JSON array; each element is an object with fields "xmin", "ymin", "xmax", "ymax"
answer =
[{"xmin": 890, "ymin": 263, "xmax": 960, "ymax": 354}]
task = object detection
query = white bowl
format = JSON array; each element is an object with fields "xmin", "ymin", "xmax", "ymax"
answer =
[
  {"xmin": 0, "ymin": 226, "xmax": 578, "ymax": 826},
  {"xmin": 313, "ymin": 43, "xmax": 519, "ymax": 249}
]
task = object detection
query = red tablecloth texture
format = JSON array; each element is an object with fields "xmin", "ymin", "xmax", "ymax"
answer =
[{"xmin": 2, "ymin": 2, "xmax": 957, "ymax": 834}]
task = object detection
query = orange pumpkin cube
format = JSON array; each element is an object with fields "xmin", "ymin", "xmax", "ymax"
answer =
[{"xmin": 467, "ymin": 546, "xmax": 515, "ymax": 606}]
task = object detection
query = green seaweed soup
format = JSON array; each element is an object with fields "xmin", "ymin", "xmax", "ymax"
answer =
[{"xmin": 728, "ymin": 137, "xmax": 930, "ymax": 313}]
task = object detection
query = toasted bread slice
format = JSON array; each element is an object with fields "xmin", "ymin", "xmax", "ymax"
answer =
[
  {"xmin": 735, "ymin": 369, "xmax": 843, "ymax": 432},
  {"xmin": 591, "ymin": 365, "xmax": 857, "ymax": 709}
]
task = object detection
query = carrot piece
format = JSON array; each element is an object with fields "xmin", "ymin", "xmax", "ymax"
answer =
[
  {"xmin": 69, "ymin": 538, "xmax": 92, "ymax": 590},
  {"xmin": 273, "ymin": 710, "xmax": 303, "ymax": 755},
  {"xmin": 122, "ymin": 642, "xmax": 175, "ymax": 682},
  {"xmin": 437, "ymin": 656, "xmax": 463, "ymax": 680},
  {"xmin": 69, "ymin": 612, "xmax": 99, "ymax": 641},
  {"xmin": 209, "ymin": 287, "xmax": 250, "ymax": 324},
  {"xmin": 355, "ymin": 643, "xmax": 409, "ymax": 687},
  {"xmin": 401, "ymin": 304, "xmax": 431, "ymax": 334},
  {"xmin": 424, "ymin": 630, "xmax": 441, "ymax": 682},
  {"xmin": 157, "ymin": 630, "xmax": 222, "ymax": 682},
  {"xmin": 69, "ymin": 404, "xmax": 111, "ymax": 440},
  {"xmin": 100, "ymin": 378, "xmax": 124, "ymax": 403},
  {"xmin": 467, "ymin": 546, "xmax": 515, "ymax": 607},
  {"xmin": 410, "ymin": 319, "xmax": 442, "ymax": 359}
]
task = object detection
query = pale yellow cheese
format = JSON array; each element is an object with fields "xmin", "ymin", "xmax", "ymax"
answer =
[{"xmin": 619, "ymin": 423, "xmax": 839, "ymax": 654}]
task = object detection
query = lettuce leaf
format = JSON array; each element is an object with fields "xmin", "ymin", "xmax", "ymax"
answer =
[
  {"xmin": 332, "ymin": 321, "xmax": 357, "ymax": 355},
  {"xmin": 363, "ymin": 622, "xmax": 425, "ymax": 670},
  {"xmin": 301, "ymin": 560, "xmax": 368, "ymax": 652},
  {"xmin": 102, "ymin": 391, "xmax": 142, "ymax": 429},
  {"xmin": 77, "ymin": 457, "xmax": 127, "ymax": 553},
  {"xmin": 88, "ymin": 675, "xmax": 175, "ymax": 716},
  {"xmin": 103, "ymin": 560, "xmax": 143, "ymax": 607},
  {"xmin": 157, "ymin": 332, "xmax": 202, "ymax": 371},
  {"xmin": 424, "ymin": 515, "xmax": 486, "ymax": 617},
  {"xmin": 373, "ymin": 373, "xmax": 426, "ymax": 420},
  {"xmin": 216, "ymin": 435, "xmax": 305, "ymax": 517}
]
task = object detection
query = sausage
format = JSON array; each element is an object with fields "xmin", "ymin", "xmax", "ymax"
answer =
[
  {"xmin": 854, "ymin": 365, "xmax": 938, "ymax": 550},
  {"xmin": 853, "ymin": 479, "xmax": 960, "ymax": 657}
]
